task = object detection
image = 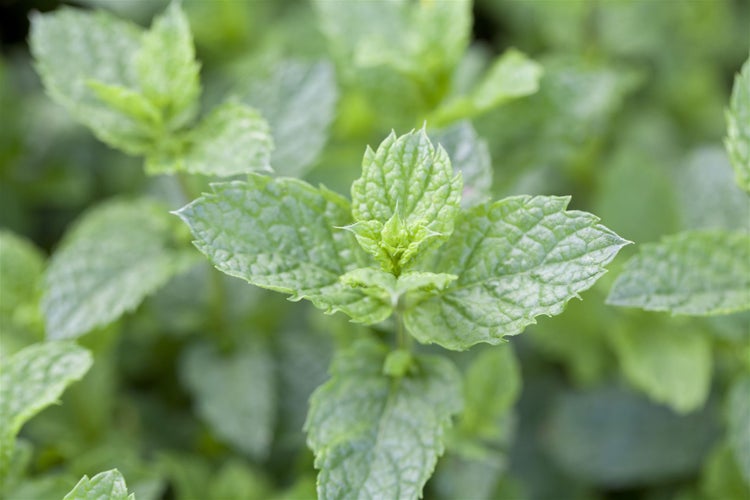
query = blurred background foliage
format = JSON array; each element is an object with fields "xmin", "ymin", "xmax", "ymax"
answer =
[{"xmin": 0, "ymin": 0, "xmax": 749, "ymax": 499}]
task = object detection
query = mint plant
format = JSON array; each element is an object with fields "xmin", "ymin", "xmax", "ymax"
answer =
[
  {"xmin": 177, "ymin": 128, "xmax": 628, "ymax": 496},
  {"xmin": 30, "ymin": 2, "xmax": 273, "ymax": 177},
  {"xmin": 7, "ymin": 0, "xmax": 749, "ymax": 498}
]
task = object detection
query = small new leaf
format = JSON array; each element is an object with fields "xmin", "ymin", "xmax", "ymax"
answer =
[
  {"xmin": 350, "ymin": 129, "xmax": 462, "ymax": 272},
  {"xmin": 135, "ymin": 0, "xmax": 200, "ymax": 129},
  {"xmin": 405, "ymin": 196, "xmax": 629, "ymax": 350},
  {"xmin": 63, "ymin": 469, "xmax": 134, "ymax": 500},
  {"xmin": 726, "ymin": 55, "xmax": 750, "ymax": 192},
  {"xmin": 30, "ymin": 8, "xmax": 151, "ymax": 155},
  {"xmin": 305, "ymin": 339, "xmax": 463, "ymax": 500},
  {"xmin": 431, "ymin": 49, "xmax": 543, "ymax": 126},
  {"xmin": 0, "ymin": 342, "xmax": 92, "ymax": 483},
  {"xmin": 146, "ymin": 102, "xmax": 273, "ymax": 176},
  {"xmin": 607, "ymin": 230, "xmax": 750, "ymax": 315},
  {"xmin": 340, "ymin": 267, "xmax": 457, "ymax": 316}
]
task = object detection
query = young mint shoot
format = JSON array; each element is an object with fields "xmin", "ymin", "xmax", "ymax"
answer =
[
  {"xmin": 177, "ymin": 128, "xmax": 629, "ymax": 351},
  {"xmin": 176, "ymin": 128, "xmax": 628, "ymax": 498}
]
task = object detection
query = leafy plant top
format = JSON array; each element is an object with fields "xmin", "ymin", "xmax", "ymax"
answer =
[{"xmin": 177, "ymin": 128, "xmax": 628, "ymax": 351}]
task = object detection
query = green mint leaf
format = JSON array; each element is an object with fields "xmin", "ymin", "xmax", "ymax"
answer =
[
  {"xmin": 430, "ymin": 121, "xmax": 493, "ymax": 208},
  {"xmin": 350, "ymin": 130, "xmax": 462, "ymax": 273},
  {"xmin": 135, "ymin": 1, "xmax": 200, "ymax": 130},
  {"xmin": 86, "ymin": 80, "xmax": 162, "ymax": 130},
  {"xmin": 180, "ymin": 340, "xmax": 275, "ymax": 460},
  {"xmin": 314, "ymin": 0, "xmax": 470, "ymax": 126},
  {"xmin": 0, "ymin": 231, "xmax": 45, "ymax": 337},
  {"xmin": 432, "ymin": 48, "xmax": 542, "ymax": 125},
  {"xmin": 404, "ymin": 196, "xmax": 629, "ymax": 350},
  {"xmin": 305, "ymin": 339, "xmax": 462, "ymax": 500},
  {"xmin": 63, "ymin": 469, "xmax": 134, "ymax": 500},
  {"xmin": 728, "ymin": 376, "xmax": 750, "ymax": 486},
  {"xmin": 315, "ymin": 0, "xmax": 470, "ymax": 79},
  {"xmin": 458, "ymin": 345, "xmax": 521, "ymax": 444},
  {"xmin": 339, "ymin": 267, "xmax": 457, "ymax": 322},
  {"xmin": 609, "ymin": 324, "xmax": 711, "ymax": 413},
  {"xmin": 238, "ymin": 59, "xmax": 337, "ymax": 177},
  {"xmin": 30, "ymin": 8, "xmax": 152, "ymax": 155},
  {"xmin": 726, "ymin": 55, "xmax": 750, "ymax": 192},
  {"xmin": 0, "ymin": 342, "xmax": 93, "ymax": 483},
  {"xmin": 175, "ymin": 176, "xmax": 382, "ymax": 322},
  {"xmin": 146, "ymin": 102, "xmax": 273, "ymax": 176},
  {"xmin": 607, "ymin": 230, "xmax": 750, "ymax": 315},
  {"xmin": 42, "ymin": 199, "xmax": 193, "ymax": 340}
]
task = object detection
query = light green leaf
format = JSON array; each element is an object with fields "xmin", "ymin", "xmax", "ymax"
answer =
[
  {"xmin": 180, "ymin": 340, "xmax": 275, "ymax": 459},
  {"xmin": 609, "ymin": 324, "xmax": 711, "ymax": 413},
  {"xmin": 0, "ymin": 342, "xmax": 92, "ymax": 483},
  {"xmin": 30, "ymin": 7, "xmax": 152, "ymax": 155},
  {"xmin": 339, "ymin": 267, "xmax": 457, "ymax": 319},
  {"xmin": 135, "ymin": 1, "xmax": 200, "ymax": 130},
  {"xmin": 726, "ymin": 55, "xmax": 750, "ymax": 192},
  {"xmin": 607, "ymin": 230, "xmax": 750, "ymax": 315},
  {"xmin": 238, "ymin": 59, "xmax": 337, "ymax": 177},
  {"xmin": 42, "ymin": 198, "xmax": 193, "ymax": 340},
  {"xmin": 459, "ymin": 345, "xmax": 521, "ymax": 443},
  {"xmin": 432, "ymin": 48, "xmax": 543, "ymax": 125},
  {"xmin": 305, "ymin": 339, "xmax": 463, "ymax": 500},
  {"xmin": 146, "ymin": 102, "xmax": 273, "ymax": 176},
  {"xmin": 87, "ymin": 80, "xmax": 161, "ymax": 130},
  {"xmin": 175, "ymin": 175, "xmax": 380, "ymax": 322},
  {"xmin": 64, "ymin": 469, "xmax": 134, "ymax": 500},
  {"xmin": 0, "ymin": 231, "xmax": 45, "ymax": 338},
  {"xmin": 430, "ymin": 121, "xmax": 493, "ymax": 208},
  {"xmin": 728, "ymin": 376, "xmax": 750, "ymax": 486},
  {"xmin": 350, "ymin": 130, "xmax": 462, "ymax": 272},
  {"xmin": 405, "ymin": 196, "xmax": 629, "ymax": 350}
]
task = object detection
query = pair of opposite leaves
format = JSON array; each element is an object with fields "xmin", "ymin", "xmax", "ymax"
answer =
[{"xmin": 177, "ymin": 129, "xmax": 628, "ymax": 351}]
